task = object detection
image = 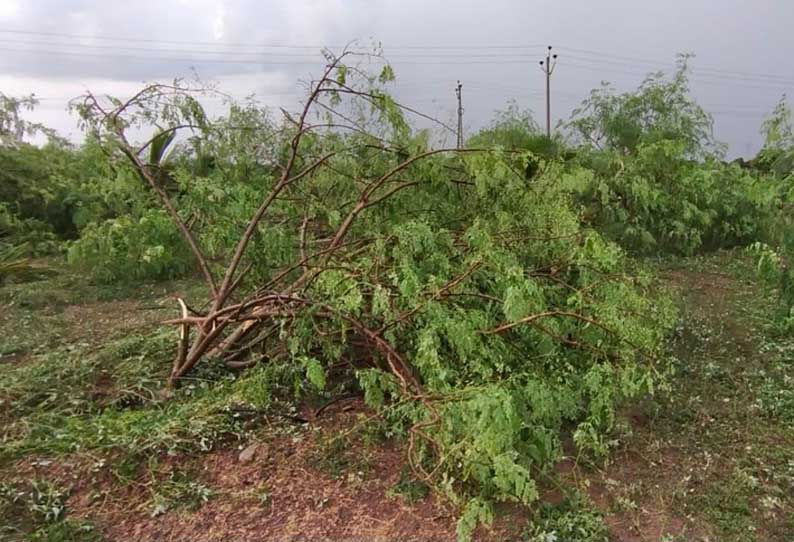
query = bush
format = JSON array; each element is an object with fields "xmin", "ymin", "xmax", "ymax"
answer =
[
  {"xmin": 567, "ymin": 55, "xmax": 719, "ymax": 158},
  {"xmin": 467, "ymin": 102, "xmax": 565, "ymax": 159},
  {"xmin": 67, "ymin": 209, "xmax": 194, "ymax": 283},
  {"xmin": 565, "ymin": 142, "xmax": 776, "ymax": 255},
  {"xmin": 0, "ymin": 203, "xmax": 59, "ymax": 255}
]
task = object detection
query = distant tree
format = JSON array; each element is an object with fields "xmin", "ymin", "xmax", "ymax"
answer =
[
  {"xmin": 754, "ymin": 95, "xmax": 794, "ymax": 176},
  {"xmin": 0, "ymin": 93, "xmax": 61, "ymax": 145},
  {"xmin": 567, "ymin": 55, "xmax": 721, "ymax": 159}
]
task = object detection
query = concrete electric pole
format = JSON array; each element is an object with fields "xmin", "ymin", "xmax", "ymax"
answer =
[
  {"xmin": 539, "ymin": 46, "xmax": 558, "ymax": 138},
  {"xmin": 455, "ymin": 80, "xmax": 464, "ymax": 148}
]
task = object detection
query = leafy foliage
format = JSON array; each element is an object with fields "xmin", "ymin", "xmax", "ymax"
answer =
[
  {"xmin": 150, "ymin": 470, "xmax": 214, "ymax": 516},
  {"xmin": 559, "ymin": 56, "xmax": 780, "ymax": 255},
  {"xmin": 568, "ymin": 55, "xmax": 720, "ymax": 158},
  {"xmin": 747, "ymin": 99, "xmax": 794, "ymax": 329},
  {"xmin": 525, "ymin": 490, "xmax": 610, "ymax": 542},
  {"xmin": 755, "ymin": 95, "xmax": 794, "ymax": 177},
  {"xmin": 67, "ymin": 209, "xmax": 194, "ymax": 283},
  {"xmin": 0, "ymin": 478, "xmax": 101, "ymax": 542},
  {"xmin": 0, "ymin": 56, "xmax": 681, "ymax": 540},
  {"xmin": 467, "ymin": 102, "xmax": 564, "ymax": 159},
  {"xmin": 750, "ymin": 242, "xmax": 794, "ymax": 332},
  {"xmin": 565, "ymin": 144, "xmax": 774, "ymax": 254}
]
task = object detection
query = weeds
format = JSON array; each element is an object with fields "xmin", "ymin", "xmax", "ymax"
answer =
[
  {"xmin": 387, "ymin": 468, "xmax": 429, "ymax": 504},
  {"xmin": 310, "ymin": 433, "xmax": 355, "ymax": 479},
  {"xmin": 28, "ymin": 480, "xmax": 69, "ymax": 523},
  {"xmin": 755, "ymin": 353, "xmax": 794, "ymax": 423},
  {"xmin": 27, "ymin": 520, "xmax": 102, "ymax": 542},
  {"xmin": 0, "ymin": 269, "xmax": 298, "ymax": 466},
  {"xmin": 0, "ymin": 479, "xmax": 101, "ymax": 542},
  {"xmin": 524, "ymin": 490, "xmax": 609, "ymax": 542},
  {"xmin": 150, "ymin": 470, "xmax": 214, "ymax": 516}
]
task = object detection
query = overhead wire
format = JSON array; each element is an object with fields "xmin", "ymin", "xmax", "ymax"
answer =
[
  {"xmin": 0, "ymin": 29, "xmax": 786, "ymax": 124},
  {"xmin": 0, "ymin": 28, "xmax": 547, "ymax": 50},
  {"xmin": 0, "ymin": 37, "xmax": 552, "ymax": 59}
]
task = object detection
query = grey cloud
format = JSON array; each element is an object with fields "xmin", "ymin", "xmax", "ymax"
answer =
[{"xmin": 0, "ymin": 0, "xmax": 793, "ymax": 156}]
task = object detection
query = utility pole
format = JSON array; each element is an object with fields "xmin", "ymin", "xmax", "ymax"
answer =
[
  {"xmin": 539, "ymin": 46, "xmax": 558, "ymax": 138},
  {"xmin": 455, "ymin": 80, "xmax": 463, "ymax": 148}
]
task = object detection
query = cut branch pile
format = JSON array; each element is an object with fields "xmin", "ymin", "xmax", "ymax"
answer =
[{"xmin": 75, "ymin": 49, "xmax": 675, "ymax": 535}]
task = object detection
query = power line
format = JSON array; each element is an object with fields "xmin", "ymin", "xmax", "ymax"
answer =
[
  {"xmin": 558, "ymin": 45, "xmax": 794, "ymax": 83},
  {"xmin": 0, "ymin": 28, "xmax": 547, "ymax": 50},
  {"xmin": 0, "ymin": 28, "xmax": 783, "ymax": 135},
  {"xmin": 558, "ymin": 50, "xmax": 794, "ymax": 91},
  {"xmin": 0, "ymin": 37, "xmax": 550, "ymax": 59},
  {"xmin": 4, "ymin": 27, "xmax": 794, "ymax": 84},
  {"xmin": 562, "ymin": 52, "xmax": 794, "ymax": 87},
  {"xmin": 561, "ymin": 61, "xmax": 794, "ymax": 92},
  {"xmin": 0, "ymin": 46, "xmax": 315, "ymax": 65},
  {"xmin": 3, "ymin": 33, "xmax": 793, "ymax": 89},
  {"xmin": 0, "ymin": 46, "xmax": 550, "ymax": 65}
]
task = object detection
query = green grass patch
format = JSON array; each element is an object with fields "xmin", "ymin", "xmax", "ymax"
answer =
[
  {"xmin": 387, "ymin": 468, "xmax": 430, "ymax": 504},
  {"xmin": 0, "ymin": 479, "xmax": 102, "ymax": 542},
  {"xmin": 524, "ymin": 490, "xmax": 609, "ymax": 542}
]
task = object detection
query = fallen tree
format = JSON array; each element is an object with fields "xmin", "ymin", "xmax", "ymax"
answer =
[{"xmin": 75, "ymin": 50, "xmax": 675, "ymax": 539}]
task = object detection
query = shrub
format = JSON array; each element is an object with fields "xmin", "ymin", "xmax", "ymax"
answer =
[
  {"xmin": 67, "ymin": 209, "xmax": 194, "ymax": 283},
  {"xmin": 565, "ymin": 143, "xmax": 776, "ymax": 255}
]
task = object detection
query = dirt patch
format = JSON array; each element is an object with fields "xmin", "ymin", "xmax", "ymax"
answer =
[
  {"xmin": 6, "ymin": 253, "xmax": 792, "ymax": 541},
  {"xmin": 55, "ymin": 400, "xmax": 522, "ymax": 542},
  {"xmin": 62, "ymin": 298, "xmax": 154, "ymax": 344},
  {"xmin": 564, "ymin": 254, "xmax": 794, "ymax": 542}
]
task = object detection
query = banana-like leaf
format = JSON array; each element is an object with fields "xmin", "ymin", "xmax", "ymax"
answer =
[
  {"xmin": 148, "ymin": 128, "xmax": 177, "ymax": 167},
  {"xmin": 0, "ymin": 244, "xmax": 41, "ymax": 283}
]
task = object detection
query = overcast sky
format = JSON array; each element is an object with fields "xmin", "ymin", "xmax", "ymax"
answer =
[{"xmin": 1, "ymin": 0, "xmax": 793, "ymax": 157}]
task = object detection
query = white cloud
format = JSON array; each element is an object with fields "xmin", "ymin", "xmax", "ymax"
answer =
[
  {"xmin": 0, "ymin": 0, "xmax": 20, "ymax": 19},
  {"xmin": 213, "ymin": 0, "xmax": 226, "ymax": 40}
]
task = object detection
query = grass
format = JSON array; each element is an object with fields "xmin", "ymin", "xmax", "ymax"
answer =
[
  {"xmin": 387, "ymin": 468, "xmax": 430, "ymax": 504},
  {"xmin": 0, "ymin": 264, "xmax": 296, "ymax": 538},
  {"xmin": 0, "ymin": 264, "xmax": 206, "ymax": 360},
  {"xmin": 149, "ymin": 468, "xmax": 214, "ymax": 517},
  {"xmin": 584, "ymin": 251, "xmax": 794, "ymax": 541},
  {"xmin": 0, "ymin": 264, "xmax": 302, "ymax": 464},
  {"xmin": 668, "ymin": 254, "xmax": 794, "ymax": 540},
  {"xmin": 26, "ymin": 519, "xmax": 103, "ymax": 542},
  {"xmin": 3, "ymin": 251, "xmax": 794, "ymax": 540},
  {"xmin": 0, "ymin": 478, "xmax": 102, "ymax": 542},
  {"xmin": 524, "ymin": 490, "xmax": 610, "ymax": 542},
  {"xmin": 309, "ymin": 428, "xmax": 376, "ymax": 481}
]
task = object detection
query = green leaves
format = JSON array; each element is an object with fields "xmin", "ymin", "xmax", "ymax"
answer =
[
  {"xmin": 378, "ymin": 64, "xmax": 395, "ymax": 83},
  {"xmin": 35, "ymin": 66, "xmax": 685, "ymax": 542},
  {"xmin": 312, "ymin": 270, "xmax": 364, "ymax": 315},
  {"xmin": 456, "ymin": 498, "xmax": 493, "ymax": 542},
  {"xmin": 492, "ymin": 453, "xmax": 538, "ymax": 504},
  {"xmin": 302, "ymin": 357, "xmax": 326, "ymax": 391},
  {"xmin": 415, "ymin": 326, "xmax": 449, "ymax": 388},
  {"xmin": 503, "ymin": 278, "xmax": 543, "ymax": 323},
  {"xmin": 572, "ymin": 139, "xmax": 777, "ymax": 255},
  {"xmin": 568, "ymin": 55, "xmax": 719, "ymax": 158},
  {"xmin": 67, "ymin": 209, "xmax": 193, "ymax": 283},
  {"xmin": 357, "ymin": 369, "xmax": 399, "ymax": 408},
  {"xmin": 336, "ymin": 64, "xmax": 348, "ymax": 86}
]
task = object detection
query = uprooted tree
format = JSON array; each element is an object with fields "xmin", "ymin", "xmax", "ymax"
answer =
[{"xmin": 74, "ymin": 50, "xmax": 675, "ymax": 538}]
